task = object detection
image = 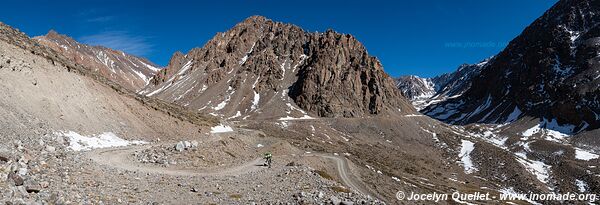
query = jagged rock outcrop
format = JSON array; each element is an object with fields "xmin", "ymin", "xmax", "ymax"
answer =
[
  {"xmin": 35, "ymin": 31, "xmax": 160, "ymax": 91},
  {"xmin": 140, "ymin": 16, "xmax": 414, "ymax": 119},
  {"xmin": 150, "ymin": 51, "xmax": 185, "ymax": 86},
  {"xmin": 422, "ymin": 0, "xmax": 600, "ymax": 132},
  {"xmin": 287, "ymin": 30, "xmax": 407, "ymax": 117}
]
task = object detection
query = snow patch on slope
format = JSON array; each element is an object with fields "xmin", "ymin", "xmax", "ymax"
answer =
[
  {"xmin": 459, "ymin": 140, "xmax": 477, "ymax": 174},
  {"xmin": 131, "ymin": 69, "xmax": 150, "ymax": 85},
  {"xmin": 239, "ymin": 42, "xmax": 256, "ymax": 65},
  {"xmin": 521, "ymin": 118, "xmax": 576, "ymax": 142},
  {"xmin": 576, "ymin": 179, "xmax": 588, "ymax": 192},
  {"xmin": 575, "ymin": 148, "xmax": 599, "ymax": 161},
  {"xmin": 279, "ymin": 115, "xmax": 315, "ymax": 120},
  {"xmin": 210, "ymin": 124, "xmax": 234, "ymax": 133},
  {"xmin": 251, "ymin": 77, "xmax": 260, "ymax": 110},
  {"xmin": 504, "ymin": 106, "xmax": 522, "ymax": 123},
  {"xmin": 214, "ymin": 86, "xmax": 235, "ymax": 111},
  {"xmin": 214, "ymin": 98, "xmax": 229, "ymax": 111},
  {"xmin": 515, "ymin": 152, "xmax": 551, "ymax": 184},
  {"xmin": 137, "ymin": 59, "xmax": 161, "ymax": 72},
  {"xmin": 498, "ymin": 187, "xmax": 542, "ymax": 205},
  {"xmin": 96, "ymin": 51, "xmax": 116, "ymax": 73},
  {"xmin": 146, "ymin": 60, "xmax": 194, "ymax": 96},
  {"xmin": 55, "ymin": 131, "xmax": 146, "ymax": 151},
  {"xmin": 226, "ymin": 111, "xmax": 242, "ymax": 120},
  {"xmin": 464, "ymin": 94, "xmax": 492, "ymax": 121}
]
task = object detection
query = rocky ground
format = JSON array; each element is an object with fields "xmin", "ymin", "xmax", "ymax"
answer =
[{"xmin": 0, "ymin": 128, "xmax": 384, "ymax": 204}]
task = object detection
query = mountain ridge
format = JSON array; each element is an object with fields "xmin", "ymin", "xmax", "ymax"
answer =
[
  {"xmin": 396, "ymin": 58, "xmax": 490, "ymax": 111},
  {"xmin": 34, "ymin": 30, "xmax": 160, "ymax": 92},
  {"xmin": 411, "ymin": 0, "xmax": 600, "ymax": 133},
  {"xmin": 140, "ymin": 15, "xmax": 415, "ymax": 119}
]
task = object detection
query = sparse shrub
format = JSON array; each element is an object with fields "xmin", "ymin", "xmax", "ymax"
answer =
[{"xmin": 315, "ymin": 170, "xmax": 334, "ymax": 180}]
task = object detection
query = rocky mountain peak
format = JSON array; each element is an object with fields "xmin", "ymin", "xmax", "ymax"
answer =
[
  {"xmin": 150, "ymin": 51, "xmax": 186, "ymax": 86},
  {"xmin": 241, "ymin": 15, "xmax": 270, "ymax": 24},
  {"xmin": 395, "ymin": 75, "xmax": 436, "ymax": 101},
  {"xmin": 45, "ymin": 29, "xmax": 60, "ymax": 37},
  {"xmin": 41, "ymin": 29, "xmax": 80, "ymax": 48},
  {"xmin": 141, "ymin": 16, "xmax": 414, "ymax": 119}
]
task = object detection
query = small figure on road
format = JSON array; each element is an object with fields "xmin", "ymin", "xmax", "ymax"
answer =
[{"xmin": 263, "ymin": 152, "xmax": 273, "ymax": 168}]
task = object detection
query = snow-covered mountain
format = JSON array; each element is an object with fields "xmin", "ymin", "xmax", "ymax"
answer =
[
  {"xmin": 396, "ymin": 58, "xmax": 490, "ymax": 110},
  {"xmin": 35, "ymin": 31, "xmax": 160, "ymax": 91},
  {"xmin": 140, "ymin": 16, "xmax": 414, "ymax": 120},
  {"xmin": 395, "ymin": 75, "xmax": 436, "ymax": 110},
  {"xmin": 421, "ymin": 0, "xmax": 600, "ymax": 133}
]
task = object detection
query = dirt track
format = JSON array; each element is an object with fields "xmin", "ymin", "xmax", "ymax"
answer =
[
  {"xmin": 87, "ymin": 144, "xmax": 264, "ymax": 177},
  {"xmin": 87, "ymin": 143, "xmax": 382, "ymax": 201},
  {"xmin": 306, "ymin": 153, "xmax": 385, "ymax": 201}
]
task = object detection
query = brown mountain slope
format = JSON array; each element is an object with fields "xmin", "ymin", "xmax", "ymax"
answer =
[
  {"xmin": 34, "ymin": 30, "xmax": 160, "ymax": 92},
  {"xmin": 0, "ymin": 21, "xmax": 212, "ymax": 146},
  {"xmin": 140, "ymin": 16, "xmax": 414, "ymax": 119}
]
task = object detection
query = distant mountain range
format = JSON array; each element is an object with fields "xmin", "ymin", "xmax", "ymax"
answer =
[
  {"xmin": 397, "ymin": 0, "xmax": 600, "ymax": 133},
  {"xmin": 396, "ymin": 58, "xmax": 490, "ymax": 110}
]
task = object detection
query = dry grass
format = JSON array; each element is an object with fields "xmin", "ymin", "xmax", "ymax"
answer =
[
  {"xmin": 315, "ymin": 170, "xmax": 334, "ymax": 180},
  {"xmin": 229, "ymin": 194, "xmax": 243, "ymax": 199}
]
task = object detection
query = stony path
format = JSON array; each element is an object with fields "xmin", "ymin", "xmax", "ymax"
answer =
[
  {"xmin": 86, "ymin": 143, "xmax": 382, "ymax": 201},
  {"xmin": 87, "ymin": 144, "xmax": 264, "ymax": 177},
  {"xmin": 306, "ymin": 153, "xmax": 384, "ymax": 201}
]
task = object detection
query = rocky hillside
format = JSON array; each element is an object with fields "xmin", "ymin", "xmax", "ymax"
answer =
[
  {"xmin": 140, "ymin": 16, "xmax": 414, "ymax": 119},
  {"xmin": 0, "ymin": 21, "xmax": 210, "ymax": 138},
  {"xmin": 431, "ymin": 59, "xmax": 490, "ymax": 100},
  {"xmin": 35, "ymin": 31, "xmax": 160, "ymax": 91},
  {"xmin": 396, "ymin": 58, "xmax": 489, "ymax": 110},
  {"xmin": 422, "ymin": 0, "xmax": 600, "ymax": 132}
]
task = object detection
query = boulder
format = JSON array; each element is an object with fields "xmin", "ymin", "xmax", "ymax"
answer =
[
  {"xmin": 25, "ymin": 182, "xmax": 41, "ymax": 193},
  {"xmin": 175, "ymin": 142, "xmax": 185, "ymax": 152},
  {"xmin": 0, "ymin": 154, "xmax": 8, "ymax": 163},
  {"xmin": 191, "ymin": 141, "xmax": 199, "ymax": 148},
  {"xmin": 45, "ymin": 145, "xmax": 56, "ymax": 153},
  {"xmin": 17, "ymin": 168, "xmax": 27, "ymax": 176},
  {"xmin": 8, "ymin": 172, "xmax": 23, "ymax": 186},
  {"xmin": 330, "ymin": 196, "xmax": 341, "ymax": 205}
]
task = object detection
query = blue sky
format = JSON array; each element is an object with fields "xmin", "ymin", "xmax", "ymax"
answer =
[{"xmin": 0, "ymin": 0, "xmax": 557, "ymax": 78}]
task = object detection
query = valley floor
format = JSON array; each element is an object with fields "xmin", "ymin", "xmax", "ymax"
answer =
[{"xmin": 1, "ymin": 125, "xmax": 383, "ymax": 204}]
